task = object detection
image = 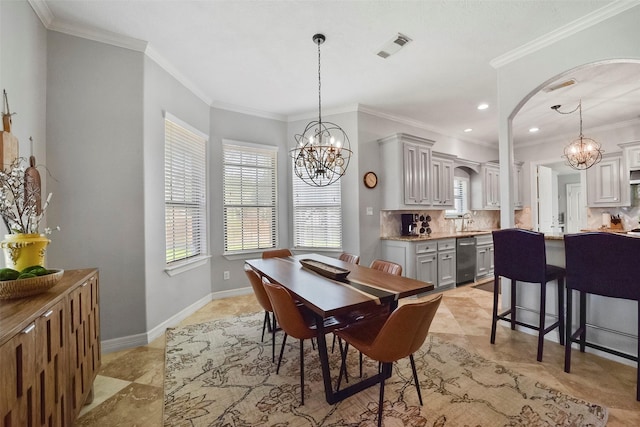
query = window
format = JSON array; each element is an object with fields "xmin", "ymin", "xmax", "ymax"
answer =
[
  {"xmin": 164, "ymin": 113, "xmax": 208, "ymax": 265},
  {"xmin": 292, "ymin": 165, "xmax": 342, "ymax": 249},
  {"xmin": 446, "ymin": 177, "xmax": 469, "ymax": 216},
  {"xmin": 223, "ymin": 141, "xmax": 277, "ymax": 253}
]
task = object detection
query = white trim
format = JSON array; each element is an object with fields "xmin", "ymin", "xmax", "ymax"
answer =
[
  {"xmin": 163, "ymin": 111, "xmax": 209, "ymax": 141},
  {"xmin": 48, "ymin": 19, "xmax": 148, "ymax": 53},
  {"xmin": 164, "ymin": 255, "xmax": 211, "ymax": 277},
  {"xmin": 222, "ymin": 138, "xmax": 279, "ymax": 152},
  {"xmin": 287, "ymin": 103, "xmax": 360, "ymax": 122},
  {"xmin": 27, "ymin": 0, "xmax": 53, "ymax": 27},
  {"xmin": 101, "ymin": 287, "xmax": 254, "ymax": 354},
  {"xmin": 490, "ymin": 1, "xmax": 638, "ymax": 69}
]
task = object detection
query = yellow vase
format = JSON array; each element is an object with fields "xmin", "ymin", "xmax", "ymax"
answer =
[{"xmin": 1, "ymin": 233, "xmax": 51, "ymax": 272}]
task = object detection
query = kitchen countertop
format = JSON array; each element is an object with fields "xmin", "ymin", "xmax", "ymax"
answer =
[{"xmin": 381, "ymin": 230, "xmax": 493, "ymax": 241}]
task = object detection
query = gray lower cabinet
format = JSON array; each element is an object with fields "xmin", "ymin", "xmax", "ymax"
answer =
[
  {"xmin": 381, "ymin": 239, "xmax": 455, "ymax": 290},
  {"xmin": 475, "ymin": 234, "xmax": 494, "ymax": 280}
]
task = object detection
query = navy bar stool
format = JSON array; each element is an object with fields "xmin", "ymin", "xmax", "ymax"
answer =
[
  {"xmin": 564, "ymin": 232, "xmax": 640, "ymax": 401},
  {"xmin": 490, "ymin": 228, "xmax": 566, "ymax": 362}
]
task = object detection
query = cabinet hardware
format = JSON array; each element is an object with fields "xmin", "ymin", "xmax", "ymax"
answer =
[
  {"xmin": 22, "ymin": 323, "xmax": 36, "ymax": 334},
  {"xmin": 42, "ymin": 309, "xmax": 54, "ymax": 318}
]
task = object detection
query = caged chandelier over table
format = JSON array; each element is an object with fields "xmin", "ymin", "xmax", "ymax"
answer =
[{"xmin": 290, "ymin": 34, "xmax": 352, "ymax": 187}]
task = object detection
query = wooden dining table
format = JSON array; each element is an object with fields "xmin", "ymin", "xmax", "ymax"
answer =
[{"xmin": 245, "ymin": 253, "xmax": 434, "ymax": 404}]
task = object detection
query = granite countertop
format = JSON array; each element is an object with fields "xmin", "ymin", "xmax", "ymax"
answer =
[{"xmin": 381, "ymin": 230, "xmax": 493, "ymax": 241}]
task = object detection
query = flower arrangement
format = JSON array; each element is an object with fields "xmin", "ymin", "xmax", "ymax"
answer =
[{"xmin": 0, "ymin": 157, "xmax": 52, "ymax": 235}]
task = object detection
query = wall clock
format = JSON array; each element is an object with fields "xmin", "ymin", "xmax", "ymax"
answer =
[{"xmin": 363, "ymin": 171, "xmax": 378, "ymax": 189}]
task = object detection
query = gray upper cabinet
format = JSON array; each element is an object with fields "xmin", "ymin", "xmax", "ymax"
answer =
[
  {"xmin": 586, "ymin": 152, "xmax": 630, "ymax": 207},
  {"xmin": 431, "ymin": 152, "xmax": 456, "ymax": 208},
  {"xmin": 379, "ymin": 133, "xmax": 435, "ymax": 209},
  {"xmin": 620, "ymin": 140, "xmax": 640, "ymax": 171},
  {"xmin": 471, "ymin": 162, "xmax": 500, "ymax": 210}
]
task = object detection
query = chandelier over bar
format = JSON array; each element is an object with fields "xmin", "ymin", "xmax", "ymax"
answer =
[
  {"xmin": 551, "ymin": 100, "xmax": 603, "ymax": 170},
  {"xmin": 290, "ymin": 34, "xmax": 352, "ymax": 187}
]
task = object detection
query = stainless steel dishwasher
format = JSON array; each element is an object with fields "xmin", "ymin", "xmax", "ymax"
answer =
[{"xmin": 456, "ymin": 237, "xmax": 476, "ymax": 285}]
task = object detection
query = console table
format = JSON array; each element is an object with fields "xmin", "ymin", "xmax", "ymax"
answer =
[{"xmin": 0, "ymin": 269, "xmax": 100, "ymax": 426}]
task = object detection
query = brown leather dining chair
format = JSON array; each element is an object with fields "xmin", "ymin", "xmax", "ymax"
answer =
[
  {"xmin": 262, "ymin": 248, "xmax": 292, "ymax": 259},
  {"xmin": 335, "ymin": 294, "xmax": 442, "ymax": 427},
  {"xmin": 490, "ymin": 228, "xmax": 565, "ymax": 362},
  {"xmin": 244, "ymin": 264, "xmax": 278, "ymax": 362},
  {"xmin": 338, "ymin": 252, "xmax": 360, "ymax": 265},
  {"xmin": 369, "ymin": 259, "xmax": 402, "ymax": 276},
  {"xmin": 262, "ymin": 280, "xmax": 345, "ymax": 405},
  {"xmin": 564, "ymin": 232, "xmax": 640, "ymax": 401}
]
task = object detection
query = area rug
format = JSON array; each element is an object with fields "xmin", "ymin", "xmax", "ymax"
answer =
[{"xmin": 163, "ymin": 312, "xmax": 608, "ymax": 426}]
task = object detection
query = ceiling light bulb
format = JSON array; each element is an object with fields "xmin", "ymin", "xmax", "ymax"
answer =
[
  {"xmin": 477, "ymin": 103, "xmax": 489, "ymax": 110},
  {"xmin": 529, "ymin": 127, "xmax": 539, "ymax": 133},
  {"xmin": 464, "ymin": 128, "xmax": 473, "ymax": 133}
]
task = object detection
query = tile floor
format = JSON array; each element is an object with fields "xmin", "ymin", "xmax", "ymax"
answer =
[{"xmin": 76, "ymin": 280, "xmax": 640, "ymax": 426}]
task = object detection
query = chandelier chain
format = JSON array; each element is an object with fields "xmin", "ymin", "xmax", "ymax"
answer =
[{"xmin": 317, "ymin": 38, "xmax": 322, "ymax": 124}]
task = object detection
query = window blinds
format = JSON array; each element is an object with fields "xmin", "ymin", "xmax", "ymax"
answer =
[
  {"xmin": 164, "ymin": 116, "xmax": 207, "ymax": 264},
  {"xmin": 292, "ymin": 164, "xmax": 342, "ymax": 249},
  {"xmin": 223, "ymin": 143, "xmax": 277, "ymax": 252}
]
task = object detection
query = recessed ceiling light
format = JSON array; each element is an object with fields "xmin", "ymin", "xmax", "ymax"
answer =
[
  {"xmin": 529, "ymin": 127, "xmax": 539, "ymax": 133},
  {"xmin": 376, "ymin": 33, "xmax": 412, "ymax": 58},
  {"xmin": 464, "ymin": 128, "xmax": 473, "ymax": 133},
  {"xmin": 477, "ymin": 103, "xmax": 489, "ymax": 110}
]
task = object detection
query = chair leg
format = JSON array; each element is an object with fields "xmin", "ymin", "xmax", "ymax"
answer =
[
  {"xmin": 409, "ymin": 354, "xmax": 423, "ymax": 405},
  {"xmin": 378, "ymin": 362, "xmax": 391, "ymax": 427},
  {"xmin": 277, "ymin": 333, "xmax": 288, "ymax": 374},
  {"xmin": 490, "ymin": 275, "xmax": 499, "ymax": 344},
  {"xmin": 332, "ymin": 334, "xmax": 337, "ymax": 352},
  {"xmin": 299, "ymin": 339, "xmax": 305, "ymax": 405},
  {"xmin": 579, "ymin": 292, "xmax": 587, "ymax": 352},
  {"xmin": 537, "ymin": 281, "xmax": 547, "ymax": 362},
  {"xmin": 261, "ymin": 311, "xmax": 269, "ymax": 342},
  {"xmin": 359, "ymin": 351, "xmax": 363, "ymax": 378},
  {"xmin": 272, "ymin": 314, "xmax": 277, "ymax": 362}
]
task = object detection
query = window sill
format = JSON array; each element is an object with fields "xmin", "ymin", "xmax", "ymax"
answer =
[{"xmin": 165, "ymin": 255, "xmax": 211, "ymax": 277}]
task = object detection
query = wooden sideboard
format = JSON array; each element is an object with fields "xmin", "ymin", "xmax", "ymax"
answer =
[{"xmin": 0, "ymin": 269, "xmax": 100, "ymax": 426}]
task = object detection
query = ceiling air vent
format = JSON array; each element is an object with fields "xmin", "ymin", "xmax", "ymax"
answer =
[
  {"xmin": 377, "ymin": 33, "xmax": 412, "ymax": 59},
  {"xmin": 543, "ymin": 78, "xmax": 577, "ymax": 93}
]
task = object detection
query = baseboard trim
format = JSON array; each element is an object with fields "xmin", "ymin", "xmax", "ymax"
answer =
[{"xmin": 100, "ymin": 287, "xmax": 253, "ymax": 354}]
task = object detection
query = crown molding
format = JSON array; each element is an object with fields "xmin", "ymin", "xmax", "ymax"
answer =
[
  {"xmin": 287, "ymin": 103, "xmax": 360, "ymax": 122},
  {"xmin": 211, "ymin": 102, "xmax": 287, "ymax": 121},
  {"xmin": 47, "ymin": 18, "xmax": 148, "ymax": 53},
  {"xmin": 357, "ymin": 105, "xmax": 497, "ymax": 148},
  {"xmin": 28, "ymin": 0, "xmax": 54, "ymax": 28},
  {"xmin": 491, "ymin": 1, "xmax": 639, "ymax": 69},
  {"xmin": 515, "ymin": 117, "xmax": 640, "ymax": 149}
]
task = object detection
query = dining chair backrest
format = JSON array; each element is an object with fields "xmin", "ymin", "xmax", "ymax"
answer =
[
  {"xmin": 263, "ymin": 281, "xmax": 315, "ymax": 340},
  {"xmin": 564, "ymin": 232, "xmax": 640, "ymax": 300},
  {"xmin": 244, "ymin": 264, "xmax": 272, "ymax": 312},
  {"xmin": 262, "ymin": 248, "xmax": 293, "ymax": 259},
  {"xmin": 492, "ymin": 228, "xmax": 547, "ymax": 283},
  {"xmin": 367, "ymin": 294, "xmax": 442, "ymax": 363},
  {"xmin": 370, "ymin": 259, "xmax": 403, "ymax": 276},
  {"xmin": 339, "ymin": 252, "xmax": 360, "ymax": 265}
]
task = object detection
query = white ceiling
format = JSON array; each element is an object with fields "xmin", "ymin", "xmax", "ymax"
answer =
[{"xmin": 38, "ymin": 0, "xmax": 640, "ymax": 146}]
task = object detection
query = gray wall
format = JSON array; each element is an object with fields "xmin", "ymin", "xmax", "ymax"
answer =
[
  {"xmin": 46, "ymin": 31, "xmax": 146, "ymax": 341},
  {"xmin": 0, "ymin": 0, "xmax": 47, "ymax": 236},
  {"xmin": 143, "ymin": 56, "xmax": 212, "ymax": 333}
]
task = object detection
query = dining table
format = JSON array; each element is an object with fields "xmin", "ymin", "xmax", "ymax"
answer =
[{"xmin": 245, "ymin": 253, "xmax": 434, "ymax": 404}]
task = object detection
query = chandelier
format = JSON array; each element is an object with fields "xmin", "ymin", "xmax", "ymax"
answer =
[
  {"xmin": 551, "ymin": 100, "xmax": 603, "ymax": 170},
  {"xmin": 290, "ymin": 34, "xmax": 352, "ymax": 187}
]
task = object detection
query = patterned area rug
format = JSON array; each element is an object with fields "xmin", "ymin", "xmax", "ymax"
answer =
[{"xmin": 163, "ymin": 312, "xmax": 608, "ymax": 426}]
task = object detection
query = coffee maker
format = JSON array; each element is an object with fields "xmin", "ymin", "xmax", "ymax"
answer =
[{"xmin": 401, "ymin": 213, "xmax": 415, "ymax": 236}]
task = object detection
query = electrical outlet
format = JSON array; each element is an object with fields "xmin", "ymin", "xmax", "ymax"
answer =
[{"xmin": 223, "ymin": 271, "xmax": 230, "ymax": 280}]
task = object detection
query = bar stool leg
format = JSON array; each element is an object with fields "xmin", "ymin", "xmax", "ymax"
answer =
[
  {"xmin": 537, "ymin": 282, "xmax": 547, "ymax": 362},
  {"xmin": 564, "ymin": 286, "xmax": 573, "ymax": 373},
  {"xmin": 557, "ymin": 278, "xmax": 565, "ymax": 346},
  {"xmin": 510, "ymin": 279, "xmax": 517, "ymax": 330},
  {"xmin": 579, "ymin": 292, "xmax": 587, "ymax": 352},
  {"xmin": 490, "ymin": 275, "xmax": 500, "ymax": 344}
]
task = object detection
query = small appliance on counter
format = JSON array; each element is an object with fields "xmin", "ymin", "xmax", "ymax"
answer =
[
  {"xmin": 401, "ymin": 213, "xmax": 415, "ymax": 236},
  {"xmin": 400, "ymin": 213, "xmax": 432, "ymax": 237}
]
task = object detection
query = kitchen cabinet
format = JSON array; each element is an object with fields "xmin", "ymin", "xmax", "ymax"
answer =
[
  {"xmin": 513, "ymin": 161, "xmax": 524, "ymax": 210},
  {"xmin": 381, "ymin": 238, "xmax": 455, "ymax": 289},
  {"xmin": 378, "ymin": 133, "xmax": 434, "ymax": 209},
  {"xmin": 475, "ymin": 234, "xmax": 494, "ymax": 280},
  {"xmin": 586, "ymin": 152, "xmax": 630, "ymax": 207},
  {"xmin": 0, "ymin": 269, "xmax": 99, "ymax": 427},
  {"xmin": 431, "ymin": 152, "xmax": 455, "ymax": 208},
  {"xmin": 620, "ymin": 140, "xmax": 640, "ymax": 170},
  {"xmin": 471, "ymin": 162, "xmax": 500, "ymax": 210},
  {"xmin": 436, "ymin": 239, "xmax": 456, "ymax": 289}
]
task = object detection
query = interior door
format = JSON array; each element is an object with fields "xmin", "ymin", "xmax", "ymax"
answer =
[
  {"xmin": 566, "ymin": 182, "xmax": 585, "ymax": 233},
  {"xmin": 537, "ymin": 165, "xmax": 558, "ymax": 232}
]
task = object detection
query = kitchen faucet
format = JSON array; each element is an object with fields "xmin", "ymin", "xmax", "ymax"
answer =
[{"xmin": 462, "ymin": 212, "xmax": 472, "ymax": 231}]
